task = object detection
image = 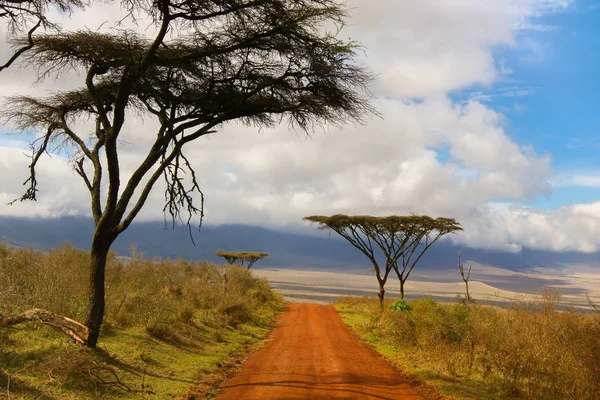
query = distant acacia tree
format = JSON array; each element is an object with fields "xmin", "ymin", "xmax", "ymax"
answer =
[
  {"xmin": 2, "ymin": 0, "xmax": 374, "ymax": 348},
  {"xmin": 0, "ymin": 0, "xmax": 84, "ymax": 72},
  {"xmin": 304, "ymin": 214, "xmax": 461, "ymax": 305},
  {"xmin": 216, "ymin": 250, "xmax": 268, "ymax": 270},
  {"xmin": 393, "ymin": 217, "xmax": 462, "ymax": 299}
]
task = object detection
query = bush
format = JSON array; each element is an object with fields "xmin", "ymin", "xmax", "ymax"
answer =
[
  {"xmin": 43, "ymin": 346, "xmax": 130, "ymax": 393},
  {"xmin": 389, "ymin": 299, "xmax": 412, "ymax": 312},
  {"xmin": 0, "ymin": 244, "xmax": 284, "ymax": 337},
  {"xmin": 0, "ymin": 243, "xmax": 285, "ymax": 399},
  {"xmin": 339, "ymin": 295, "xmax": 600, "ymax": 399}
]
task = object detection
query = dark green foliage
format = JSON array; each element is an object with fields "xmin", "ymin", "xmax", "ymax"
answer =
[{"xmin": 389, "ymin": 299, "xmax": 412, "ymax": 312}]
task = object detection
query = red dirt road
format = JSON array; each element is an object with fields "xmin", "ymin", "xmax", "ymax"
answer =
[{"xmin": 215, "ymin": 303, "xmax": 425, "ymax": 400}]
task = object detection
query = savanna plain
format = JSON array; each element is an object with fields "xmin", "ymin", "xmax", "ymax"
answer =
[{"xmin": 1, "ymin": 243, "xmax": 599, "ymax": 400}]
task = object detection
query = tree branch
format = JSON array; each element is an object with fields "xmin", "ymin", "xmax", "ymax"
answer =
[
  {"xmin": 8, "ymin": 128, "xmax": 51, "ymax": 204},
  {"xmin": 116, "ymin": 124, "xmax": 216, "ymax": 234},
  {"xmin": 0, "ymin": 18, "xmax": 40, "ymax": 72},
  {"xmin": 0, "ymin": 308, "xmax": 89, "ymax": 345}
]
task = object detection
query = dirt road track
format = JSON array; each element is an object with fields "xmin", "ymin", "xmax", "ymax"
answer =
[{"xmin": 215, "ymin": 303, "xmax": 425, "ymax": 400}]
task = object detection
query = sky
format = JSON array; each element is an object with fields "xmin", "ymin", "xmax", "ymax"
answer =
[{"xmin": 0, "ymin": 0, "xmax": 599, "ymax": 254}]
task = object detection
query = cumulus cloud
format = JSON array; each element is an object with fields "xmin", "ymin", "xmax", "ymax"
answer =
[
  {"xmin": 458, "ymin": 201, "xmax": 600, "ymax": 253},
  {"xmin": 1, "ymin": 0, "xmax": 593, "ymax": 254}
]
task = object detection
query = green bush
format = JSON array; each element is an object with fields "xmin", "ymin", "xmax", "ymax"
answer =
[{"xmin": 389, "ymin": 299, "xmax": 412, "ymax": 312}]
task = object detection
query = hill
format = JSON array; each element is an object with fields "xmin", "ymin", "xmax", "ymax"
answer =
[{"xmin": 1, "ymin": 216, "xmax": 599, "ymax": 272}]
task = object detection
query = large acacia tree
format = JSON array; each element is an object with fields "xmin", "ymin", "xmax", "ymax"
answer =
[
  {"xmin": 304, "ymin": 214, "xmax": 461, "ymax": 305},
  {"xmin": 2, "ymin": 0, "xmax": 373, "ymax": 348}
]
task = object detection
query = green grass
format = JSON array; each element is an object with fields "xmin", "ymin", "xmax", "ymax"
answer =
[
  {"xmin": 1, "ymin": 306, "xmax": 281, "ymax": 399},
  {"xmin": 0, "ymin": 244, "xmax": 284, "ymax": 399}
]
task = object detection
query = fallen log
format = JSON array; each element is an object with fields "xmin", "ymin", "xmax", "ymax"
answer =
[{"xmin": 0, "ymin": 308, "xmax": 89, "ymax": 345}]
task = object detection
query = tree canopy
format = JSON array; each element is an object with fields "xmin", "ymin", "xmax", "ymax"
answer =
[
  {"xmin": 391, "ymin": 216, "xmax": 462, "ymax": 298},
  {"xmin": 2, "ymin": 0, "xmax": 374, "ymax": 347},
  {"xmin": 0, "ymin": 0, "xmax": 85, "ymax": 72},
  {"xmin": 216, "ymin": 250, "xmax": 268, "ymax": 270},
  {"xmin": 304, "ymin": 214, "xmax": 462, "ymax": 303}
]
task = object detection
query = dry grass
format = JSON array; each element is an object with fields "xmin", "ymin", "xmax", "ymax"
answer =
[
  {"xmin": 0, "ymin": 244, "xmax": 281, "ymax": 335},
  {"xmin": 0, "ymin": 242, "xmax": 284, "ymax": 399},
  {"xmin": 336, "ymin": 293, "xmax": 600, "ymax": 400}
]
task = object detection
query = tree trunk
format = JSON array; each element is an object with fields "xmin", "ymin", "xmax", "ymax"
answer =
[
  {"xmin": 377, "ymin": 285, "xmax": 385, "ymax": 308},
  {"xmin": 465, "ymin": 281, "xmax": 470, "ymax": 304},
  {"xmin": 400, "ymin": 280, "xmax": 405, "ymax": 300},
  {"xmin": 85, "ymin": 236, "xmax": 111, "ymax": 348}
]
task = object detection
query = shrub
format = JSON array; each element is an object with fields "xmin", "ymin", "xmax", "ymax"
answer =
[
  {"xmin": 340, "ymin": 295, "xmax": 600, "ymax": 399},
  {"xmin": 43, "ymin": 346, "xmax": 130, "ymax": 393},
  {"xmin": 389, "ymin": 299, "xmax": 412, "ymax": 312},
  {"xmin": 0, "ymin": 244, "xmax": 283, "ymax": 337}
]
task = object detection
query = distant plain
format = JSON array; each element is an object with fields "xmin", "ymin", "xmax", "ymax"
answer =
[{"xmin": 254, "ymin": 263, "xmax": 600, "ymax": 308}]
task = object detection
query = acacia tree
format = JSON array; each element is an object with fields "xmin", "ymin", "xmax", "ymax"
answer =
[
  {"xmin": 0, "ymin": 0, "xmax": 84, "ymax": 72},
  {"xmin": 305, "ymin": 214, "xmax": 462, "ymax": 305},
  {"xmin": 2, "ymin": 0, "xmax": 373, "ymax": 348},
  {"xmin": 215, "ymin": 250, "xmax": 268, "ymax": 270},
  {"xmin": 304, "ymin": 215, "xmax": 423, "ymax": 305},
  {"xmin": 393, "ymin": 217, "xmax": 462, "ymax": 299}
]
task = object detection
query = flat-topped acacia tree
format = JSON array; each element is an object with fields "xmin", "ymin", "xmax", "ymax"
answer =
[
  {"xmin": 215, "ymin": 250, "xmax": 268, "ymax": 270},
  {"xmin": 304, "ymin": 214, "xmax": 461, "ymax": 305},
  {"xmin": 2, "ymin": 0, "xmax": 374, "ymax": 348}
]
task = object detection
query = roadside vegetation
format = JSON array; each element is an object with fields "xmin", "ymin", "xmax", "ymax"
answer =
[
  {"xmin": 0, "ymin": 243, "xmax": 284, "ymax": 399},
  {"xmin": 336, "ymin": 295, "xmax": 600, "ymax": 400}
]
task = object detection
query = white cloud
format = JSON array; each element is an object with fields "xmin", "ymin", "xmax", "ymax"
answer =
[
  {"xmin": 553, "ymin": 174, "xmax": 600, "ymax": 188},
  {"xmin": 1, "ymin": 0, "xmax": 591, "ymax": 254},
  {"xmin": 0, "ymin": 146, "xmax": 90, "ymax": 217},
  {"xmin": 457, "ymin": 201, "xmax": 600, "ymax": 253}
]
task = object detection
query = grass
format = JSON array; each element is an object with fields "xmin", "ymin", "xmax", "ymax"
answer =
[
  {"xmin": 335, "ymin": 295, "xmax": 600, "ymax": 400},
  {"xmin": 0, "ymin": 243, "xmax": 284, "ymax": 399}
]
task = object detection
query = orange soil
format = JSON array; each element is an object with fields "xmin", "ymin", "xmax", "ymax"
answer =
[{"xmin": 215, "ymin": 303, "xmax": 425, "ymax": 400}]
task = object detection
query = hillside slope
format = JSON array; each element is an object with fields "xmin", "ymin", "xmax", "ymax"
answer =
[{"xmin": 1, "ymin": 215, "xmax": 599, "ymax": 271}]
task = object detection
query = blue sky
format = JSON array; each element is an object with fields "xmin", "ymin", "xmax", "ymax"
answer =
[
  {"xmin": 2, "ymin": 0, "xmax": 600, "ymax": 253},
  {"xmin": 458, "ymin": 1, "xmax": 600, "ymax": 209}
]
